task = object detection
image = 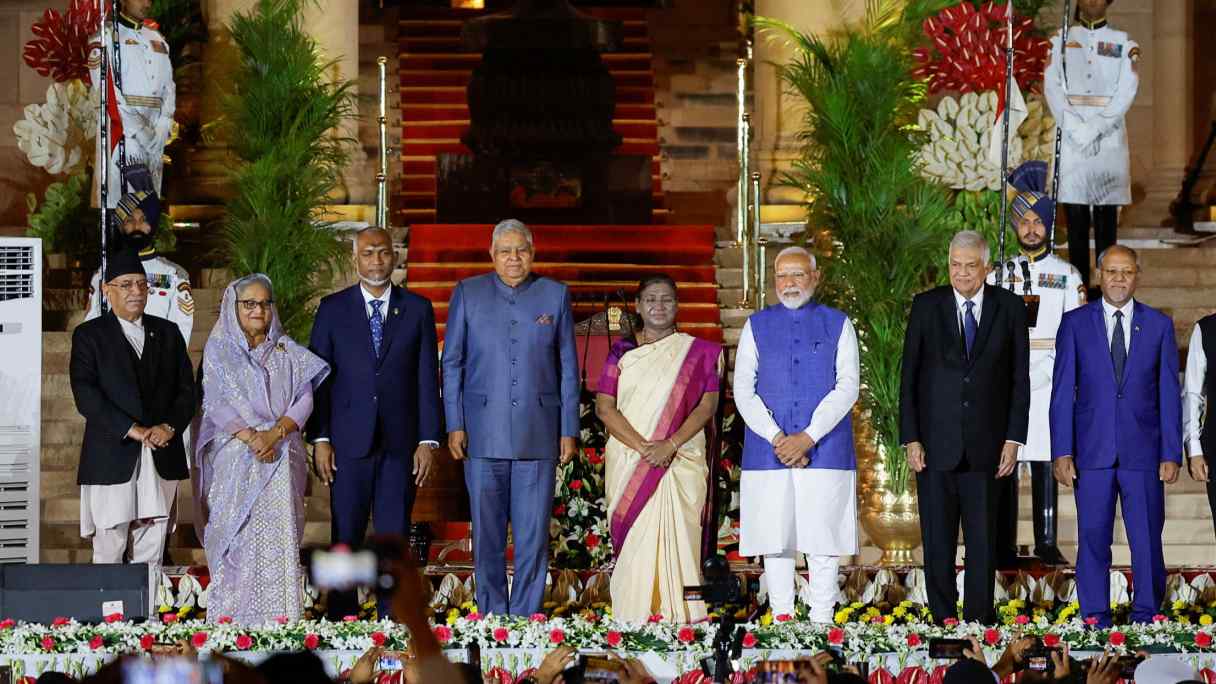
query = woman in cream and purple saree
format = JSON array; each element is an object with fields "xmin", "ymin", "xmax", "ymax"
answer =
[
  {"xmin": 195, "ymin": 274, "xmax": 329, "ymax": 623},
  {"xmin": 595, "ymin": 274, "xmax": 723, "ymax": 623}
]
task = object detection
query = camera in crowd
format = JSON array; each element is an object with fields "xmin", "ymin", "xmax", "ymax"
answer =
[{"xmin": 302, "ymin": 536, "xmax": 410, "ymax": 598}]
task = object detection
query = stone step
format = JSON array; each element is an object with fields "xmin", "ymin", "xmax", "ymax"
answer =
[
  {"xmin": 43, "ymin": 493, "xmax": 333, "ymax": 526},
  {"xmin": 848, "ymin": 542, "xmax": 1216, "ymax": 567},
  {"xmin": 1136, "ymin": 287, "xmax": 1216, "ymax": 309},
  {"xmin": 1013, "ymin": 517, "xmax": 1215, "ymax": 545}
]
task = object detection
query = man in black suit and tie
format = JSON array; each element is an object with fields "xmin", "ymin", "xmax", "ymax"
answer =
[
  {"xmin": 900, "ymin": 230, "xmax": 1030, "ymax": 624},
  {"xmin": 69, "ymin": 249, "xmax": 196, "ymax": 575}
]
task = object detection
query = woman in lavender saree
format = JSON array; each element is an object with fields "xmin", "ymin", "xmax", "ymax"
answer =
[
  {"xmin": 596, "ymin": 275, "xmax": 722, "ymax": 623},
  {"xmin": 195, "ymin": 275, "xmax": 329, "ymax": 623}
]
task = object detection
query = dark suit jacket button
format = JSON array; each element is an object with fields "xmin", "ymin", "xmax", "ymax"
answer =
[
  {"xmin": 512, "ymin": 400, "xmax": 518, "ymax": 407},
  {"xmin": 963, "ymin": 376, "xmax": 970, "ymax": 383},
  {"xmin": 962, "ymin": 400, "xmax": 970, "ymax": 408},
  {"xmin": 1117, "ymin": 393, "xmax": 1122, "ymax": 399}
]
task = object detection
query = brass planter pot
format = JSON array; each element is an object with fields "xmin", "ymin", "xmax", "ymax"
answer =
[{"xmin": 854, "ymin": 413, "xmax": 921, "ymax": 566}]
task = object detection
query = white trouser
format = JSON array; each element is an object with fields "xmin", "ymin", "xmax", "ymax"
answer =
[
  {"xmin": 763, "ymin": 552, "xmax": 839, "ymax": 623},
  {"xmin": 91, "ymin": 518, "xmax": 170, "ymax": 578}
]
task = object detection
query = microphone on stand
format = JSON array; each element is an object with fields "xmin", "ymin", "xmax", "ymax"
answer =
[
  {"xmin": 1020, "ymin": 260, "xmax": 1033, "ymax": 296},
  {"xmin": 1005, "ymin": 260, "xmax": 1017, "ymax": 290}
]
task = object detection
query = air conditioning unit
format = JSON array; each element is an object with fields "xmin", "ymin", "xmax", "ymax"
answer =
[{"xmin": 0, "ymin": 238, "xmax": 41, "ymax": 563}]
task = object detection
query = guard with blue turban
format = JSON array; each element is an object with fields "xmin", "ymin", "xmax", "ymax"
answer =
[{"xmin": 990, "ymin": 160, "xmax": 1086, "ymax": 567}]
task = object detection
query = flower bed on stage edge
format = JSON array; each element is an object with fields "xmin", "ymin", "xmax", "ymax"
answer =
[{"xmin": 4, "ymin": 614, "xmax": 1216, "ymax": 659}]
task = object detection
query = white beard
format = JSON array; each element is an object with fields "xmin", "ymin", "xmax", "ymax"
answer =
[
  {"xmin": 779, "ymin": 291, "xmax": 812, "ymax": 310},
  {"xmin": 359, "ymin": 274, "xmax": 390, "ymax": 288}
]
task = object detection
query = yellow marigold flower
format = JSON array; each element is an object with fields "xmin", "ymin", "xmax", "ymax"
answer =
[
  {"xmin": 1009, "ymin": 599, "xmax": 1025, "ymax": 609},
  {"xmin": 446, "ymin": 613, "xmax": 459, "ymax": 626},
  {"xmin": 1200, "ymin": 614, "xmax": 1213, "ymax": 626},
  {"xmin": 882, "ymin": 615, "xmax": 894, "ymax": 625},
  {"xmin": 851, "ymin": 602, "xmax": 864, "ymax": 609},
  {"xmin": 834, "ymin": 610, "xmax": 849, "ymax": 624},
  {"xmin": 761, "ymin": 612, "xmax": 773, "ymax": 626},
  {"xmin": 893, "ymin": 606, "xmax": 907, "ymax": 618},
  {"xmin": 1180, "ymin": 616, "xmax": 1192, "ymax": 625},
  {"xmin": 1173, "ymin": 600, "xmax": 1186, "ymax": 611}
]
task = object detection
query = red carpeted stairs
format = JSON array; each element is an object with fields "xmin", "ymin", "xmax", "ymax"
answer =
[
  {"xmin": 397, "ymin": 6, "xmax": 667, "ymax": 224},
  {"xmin": 407, "ymin": 224, "xmax": 722, "ymax": 343}
]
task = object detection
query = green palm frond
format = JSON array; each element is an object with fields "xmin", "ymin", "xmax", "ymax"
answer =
[{"xmin": 219, "ymin": 0, "xmax": 354, "ymax": 340}]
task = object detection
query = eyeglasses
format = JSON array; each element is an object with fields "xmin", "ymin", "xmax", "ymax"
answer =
[
  {"xmin": 110, "ymin": 279, "xmax": 148, "ymax": 292},
  {"xmin": 237, "ymin": 299, "xmax": 274, "ymax": 312},
  {"xmin": 1101, "ymin": 268, "xmax": 1138, "ymax": 280}
]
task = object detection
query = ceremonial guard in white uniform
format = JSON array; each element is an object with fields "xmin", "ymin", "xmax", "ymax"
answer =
[
  {"xmin": 991, "ymin": 161, "xmax": 1086, "ymax": 566},
  {"xmin": 734, "ymin": 247, "xmax": 859, "ymax": 623},
  {"xmin": 88, "ymin": 0, "xmax": 176, "ymax": 203},
  {"xmin": 1043, "ymin": 0, "xmax": 1139, "ymax": 294},
  {"xmin": 85, "ymin": 191, "xmax": 194, "ymax": 344}
]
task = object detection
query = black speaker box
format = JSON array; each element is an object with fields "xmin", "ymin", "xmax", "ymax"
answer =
[{"xmin": 0, "ymin": 564, "xmax": 151, "ymax": 624}]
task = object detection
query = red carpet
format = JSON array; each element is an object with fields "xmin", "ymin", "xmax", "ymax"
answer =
[
  {"xmin": 397, "ymin": 6, "xmax": 666, "ymax": 224},
  {"xmin": 406, "ymin": 224, "xmax": 722, "ymax": 343}
]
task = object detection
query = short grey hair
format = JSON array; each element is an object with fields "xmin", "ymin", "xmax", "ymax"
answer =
[
  {"xmin": 234, "ymin": 273, "xmax": 273, "ymax": 299},
  {"xmin": 949, "ymin": 230, "xmax": 991, "ymax": 265},
  {"xmin": 774, "ymin": 245, "xmax": 818, "ymax": 269},
  {"xmin": 352, "ymin": 226, "xmax": 392, "ymax": 254},
  {"xmin": 490, "ymin": 219, "xmax": 533, "ymax": 250},
  {"xmin": 1096, "ymin": 244, "xmax": 1141, "ymax": 270}
]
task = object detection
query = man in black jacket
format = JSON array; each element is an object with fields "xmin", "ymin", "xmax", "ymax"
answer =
[
  {"xmin": 900, "ymin": 230, "xmax": 1030, "ymax": 624},
  {"xmin": 69, "ymin": 249, "xmax": 195, "ymax": 572}
]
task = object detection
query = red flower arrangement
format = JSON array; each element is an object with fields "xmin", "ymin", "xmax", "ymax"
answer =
[
  {"xmin": 22, "ymin": 0, "xmax": 101, "ymax": 84},
  {"xmin": 911, "ymin": 1, "xmax": 1050, "ymax": 94}
]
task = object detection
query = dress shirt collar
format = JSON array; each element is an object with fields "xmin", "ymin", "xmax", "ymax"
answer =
[
  {"xmin": 116, "ymin": 314, "xmax": 144, "ymax": 331},
  {"xmin": 953, "ymin": 286, "xmax": 984, "ymax": 314},
  {"xmin": 1078, "ymin": 17, "xmax": 1108, "ymax": 31},
  {"xmin": 1101, "ymin": 297, "xmax": 1134, "ymax": 322},
  {"xmin": 360, "ymin": 283, "xmax": 392, "ymax": 312}
]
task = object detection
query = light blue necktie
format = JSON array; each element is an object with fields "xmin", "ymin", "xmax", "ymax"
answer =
[
  {"xmin": 963, "ymin": 300, "xmax": 978, "ymax": 358},
  {"xmin": 370, "ymin": 300, "xmax": 384, "ymax": 357}
]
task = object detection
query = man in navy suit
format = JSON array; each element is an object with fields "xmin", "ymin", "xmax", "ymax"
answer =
[
  {"xmin": 442, "ymin": 219, "xmax": 579, "ymax": 616},
  {"xmin": 307, "ymin": 226, "xmax": 441, "ymax": 616},
  {"xmin": 1050, "ymin": 244, "xmax": 1182, "ymax": 627}
]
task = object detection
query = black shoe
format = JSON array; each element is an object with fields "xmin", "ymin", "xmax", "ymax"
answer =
[{"xmin": 1034, "ymin": 545, "xmax": 1070, "ymax": 566}]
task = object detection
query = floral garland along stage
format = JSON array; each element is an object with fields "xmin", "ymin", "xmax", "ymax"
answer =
[{"xmin": 5, "ymin": 614, "xmax": 1216, "ymax": 683}]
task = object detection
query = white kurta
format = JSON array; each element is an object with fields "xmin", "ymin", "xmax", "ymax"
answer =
[
  {"xmin": 732, "ymin": 318, "xmax": 860, "ymax": 557},
  {"xmin": 1184, "ymin": 324, "xmax": 1209, "ymax": 458},
  {"xmin": 988, "ymin": 254, "xmax": 1086, "ymax": 461},
  {"xmin": 79, "ymin": 316, "xmax": 178, "ymax": 538},
  {"xmin": 88, "ymin": 17, "xmax": 176, "ymax": 202},
  {"xmin": 1043, "ymin": 21, "xmax": 1139, "ymax": 206}
]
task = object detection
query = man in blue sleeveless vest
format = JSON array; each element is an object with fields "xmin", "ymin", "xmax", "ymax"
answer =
[{"xmin": 733, "ymin": 246, "xmax": 860, "ymax": 623}]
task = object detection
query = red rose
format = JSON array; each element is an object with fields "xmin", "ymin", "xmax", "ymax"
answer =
[
  {"xmin": 588, "ymin": 452, "xmax": 604, "ymax": 465},
  {"xmin": 103, "ymin": 613, "xmax": 123, "ymax": 624},
  {"xmin": 530, "ymin": 613, "xmax": 548, "ymax": 623},
  {"xmin": 235, "ymin": 634, "xmax": 254, "ymax": 650},
  {"xmin": 1108, "ymin": 632, "xmax": 1126, "ymax": 647},
  {"xmin": 742, "ymin": 633, "xmax": 758, "ymax": 648},
  {"xmin": 191, "ymin": 632, "xmax": 208, "ymax": 648},
  {"xmin": 828, "ymin": 628, "xmax": 845, "ymax": 645},
  {"xmin": 984, "ymin": 629, "xmax": 1001, "ymax": 646},
  {"xmin": 51, "ymin": 617, "xmax": 69, "ymax": 627},
  {"xmin": 371, "ymin": 631, "xmax": 387, "ymax": 647},
  {"xmin": 943, "ymin": 618, "xmax": 959, "ymax": 627},
  {"xmin": 775, "ymin": 614, "xmax": 792, "ymax": 623},
  {"xmin": 1043, "ymin": 634, "xmax": 1061, "ymax": 648},
  {"xmin": 493, "ymin": 627, "xmax": 510, "ymax": 642},
  {"xmin": 343, "ymin": 615, "xmax": 359, "ymax": 622},
  {"xmin": 569, "ymin": 479, "xmax": 583, "ymax": 491},
  {"xmin": 870, "ymin": 615, "xmax": 884, "ymax": 624},
  {"xmin": 161, "ymin": 613, "xmax": 178, "ymax": 624},
  {"xmin": 1196, "ymin": 632, "xmax": 1213, "ymax": 648},
  {"xmin": 605, "ymin": 631, "xmax": 623, "ymax": 647},
  {"xmin": 139, "ymin": 634, "xmax": 155, "ymax": 650},
  {"xmin": 906, "ymin": 634, "xmax": 922, "ymax": 648},
  {"xmin": 304, "ymin": 633, "xmax": 320, "ymax": 650},
  {"xmin": 677, "ymin": 627, "xmax": 696, "ymax": 644},
  {"xmin": 1084, "ymin": 617, "xmax": 1099, "ymax": 626},
  {"xmin": 40, "ymin": 636, "xmax": 55, "ymax": 651},
  {"xmin": 553, "ymin": 504, "xmax": 566, "ymax": 517},
  {"xmin": 1153, "ymin": 614, "xmax": 1168, "ymax": 622},
  {"xmin": 433, "ymin": 626, "xmax": 452, "ymax": 644},
  {"xmin": 648, "ymin": 614, "xmax": 663, "ymax": 624},
  {"xmin": 275, "ymin": 615, "xmax": 289, "ymax": 625},
  {"xmin": 1015, "ymin": 615, "xmax": 1030, "ymax": 625},
  {"xmin": 719, "ymin": 458, "xmax": 733, "ymax": 472},
  {"xmin": 549, "ymin": 628, "xmax": 566, "ymax": 644},
  {"xmin": 466, "ymin": 612, "xmax": 483, "ymax": 622},
  {"xmin": 586, "ymin": 534, "xmax": 600, "ymax": 549},
  {"xmin": 217, "ymin": 616, "xmax": 233, "ymax": 625},
  {"xmin": 89, "ymin": 635, "xmax": 104, "ymax": 650},
  {"xmin": 0, "ymin": 619, "xmax": 14, "ymax": 630}
]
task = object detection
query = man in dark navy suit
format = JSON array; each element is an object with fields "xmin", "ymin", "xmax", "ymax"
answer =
[
  {"xmin": 1050, "ymin": 244, "xmax": 1181, "ymax": 627},
  {"xmin": 307, "ymin": 226, "xmax": 441, "ymax": 617}
]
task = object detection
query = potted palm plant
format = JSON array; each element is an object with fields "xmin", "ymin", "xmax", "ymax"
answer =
[{"xmin": 756, "ymin": 1, "xmax": 955, "ymax": 564}]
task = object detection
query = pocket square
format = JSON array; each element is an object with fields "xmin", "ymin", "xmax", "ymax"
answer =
[{"xmin": 536, "ymin": 314, "xmax": 554, "ymax": 325}]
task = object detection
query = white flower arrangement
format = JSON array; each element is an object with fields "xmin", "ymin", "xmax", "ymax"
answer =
[{"xmin": 12, "ymin": 79, "xmax": 96, "ymax": 176}]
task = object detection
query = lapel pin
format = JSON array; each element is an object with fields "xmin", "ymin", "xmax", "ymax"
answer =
[{"xmin": 393, "ymin": 308, "xmax": 399, "ymax": 316}]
